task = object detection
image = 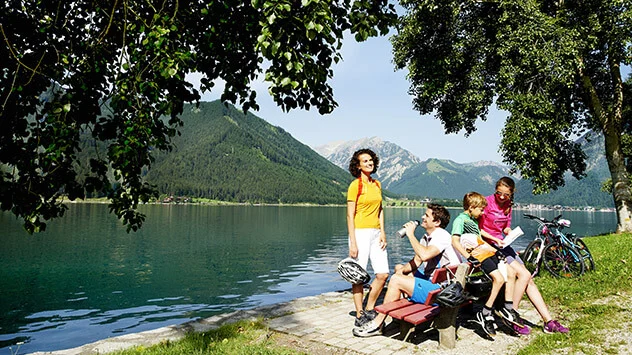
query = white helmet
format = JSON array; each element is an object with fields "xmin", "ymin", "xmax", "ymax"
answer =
[
  {"xmin": 337, "ymin": 257, "xmax": 370, "ymax": 284},
  {"xmin": 558, "ymin": 219, "xmax": 571, "ymax": 228}
]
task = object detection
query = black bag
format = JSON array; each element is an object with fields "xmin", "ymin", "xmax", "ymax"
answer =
[{"xmin": 436, "ymin": 280, "xmax": 466, "ymax": 307}]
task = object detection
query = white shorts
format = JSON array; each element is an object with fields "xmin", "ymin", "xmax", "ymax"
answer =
[{"xmin": 350, "ymin": 228, "xmax": 389, "ymax": 275}]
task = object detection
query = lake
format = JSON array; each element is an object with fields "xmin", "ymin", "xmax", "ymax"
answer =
[{"xmin": 0, "ymin": 204, "xmax": 617, "ymax": 354}]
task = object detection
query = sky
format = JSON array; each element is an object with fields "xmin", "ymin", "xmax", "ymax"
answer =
[{"xmin": 190, "ymin": 33, "xmax": 509, "ymax": 164}]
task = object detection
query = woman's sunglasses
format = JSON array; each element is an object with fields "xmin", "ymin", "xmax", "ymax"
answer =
[{"xmin": 495, "ymin": 191, "xmax": 512, "ymax": 198}]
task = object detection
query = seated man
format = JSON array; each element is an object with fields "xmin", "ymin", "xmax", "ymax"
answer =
[{"xmin": 353, "ymin": 203, "xmax": 461, "ymax": 337}]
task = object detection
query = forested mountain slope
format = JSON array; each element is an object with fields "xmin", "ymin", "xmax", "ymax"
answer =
[{"xmin": 145, "ymin": 101, "xmax": 351, "ymax": 204}]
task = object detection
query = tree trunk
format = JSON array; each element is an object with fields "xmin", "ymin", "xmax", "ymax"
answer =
[{"xmin": 603, "ymin": 127, "xmax": 632, "ymax": 232}]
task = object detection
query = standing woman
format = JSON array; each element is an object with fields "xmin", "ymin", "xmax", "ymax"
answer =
[
  {"xmin": 347, "ymin": 149, "xmax": 389, "ymax": 327},
  {"xmin": 479, "ymin": 176, "xmax": 569, "ymax": 334}
]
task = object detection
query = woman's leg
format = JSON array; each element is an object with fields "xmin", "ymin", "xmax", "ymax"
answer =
[
  {"xmin": 351, "ymin": 229, "xmax": 371, "ymax": 318},
  {"xmin": 365, "ymin": 273, "xmax": 388, "ymax": 310},
  {"xmin": 525, "ymin": 278, "xmax": 552, "ymax": 322},
  {"xmin": 510, "ymin": 260, "xmax": 552, "ymax": 322},
  {"xmin": 366, "ymin": 229, "xmax": 389, "ymax": 311},
  {"xmin": 510, "ymin": 259, "xmax": 530, "ymax": 308},
  {"xmin": 352, "ymin": 283, "xmax": 364, "ymax": 318}
]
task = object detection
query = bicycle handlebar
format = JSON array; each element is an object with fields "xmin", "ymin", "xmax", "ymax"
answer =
[{"xmin": 523, "ymin": 213, "xmax": 565, "ymax": 227}]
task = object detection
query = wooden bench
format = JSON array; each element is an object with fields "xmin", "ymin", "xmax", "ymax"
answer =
[{"xmin": 374, "ymin": 263, "xmax": 471, "ymax": 348}]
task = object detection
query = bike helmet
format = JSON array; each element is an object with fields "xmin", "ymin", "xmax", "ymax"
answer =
[
  {"xmin": 337, "ymin": 257, "xmax": 370, "ymax": 284},
  {"xmin": 558, "ymin": 219, "xmax": 571, "ymax": 228},
  {"xmin": 436, "ymin": 281, "xmax": 466, "ymax": 308}
]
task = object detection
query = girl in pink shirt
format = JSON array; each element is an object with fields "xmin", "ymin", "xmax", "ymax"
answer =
[{"xmin": 479, "ymin": 177, "xmax": 568, "ymax": 335}]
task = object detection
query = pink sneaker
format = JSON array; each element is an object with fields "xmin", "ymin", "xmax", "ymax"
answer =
[
  {"xmin": 513, "ymin": 323, "xmax": 531, "ymax": 335},
  {"xmin": 543, "ymin": 319, "xmax": 569, "ymax": 334}
]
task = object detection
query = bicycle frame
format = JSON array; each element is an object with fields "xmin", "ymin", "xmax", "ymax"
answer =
[{"xmin": 523, "ymin": 213, "xmax": 586, "ymax": 277}]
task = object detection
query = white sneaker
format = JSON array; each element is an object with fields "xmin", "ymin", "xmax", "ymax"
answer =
[{"xmin": 352, "ymin": 319, "xmax": 382, "ymax": 337}]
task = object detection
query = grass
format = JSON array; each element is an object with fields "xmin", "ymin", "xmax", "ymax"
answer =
[
  {"xmin": 112, "ymin": 320, "xmax": 304, "ymax": 355},
  {"xmin": 113, "ymin": 233, "xmax": 631, "ymax": 355},
  {"xmin": 517, "ymin": 232, "xmax": 632, "ymax": 355}
]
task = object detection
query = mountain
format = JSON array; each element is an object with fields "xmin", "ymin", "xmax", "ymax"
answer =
[
  {"xmin": 314, "ymin": 137, "xmax": 423, "ymax": 187},
  {"xmin": 388, "ymin": 159, "xmax": 511, "ymax": 199},
  {"xmin": 316, "ymin": 137, "xmax": 510, "ymax": 199},
  {"xmin": 317, "ymin": 135, "xmax": 614, "ymax": 208},
  {"xmin": 144, "ymin": 101, "xmax": 352, "ymax": 204},
  {"xmin": 514, "ymin": 133, "xmax": 613, "ymax": 207}
]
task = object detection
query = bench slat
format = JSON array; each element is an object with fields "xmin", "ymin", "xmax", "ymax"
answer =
[
  {"xmin": 404, "ymin": 306, "xmax": 440, "ymax": 324},
  {"xmin": 375, "ymin": 298, "xmax": 413, "ymax": 314},
  {"xmin": 389, "ymin": 303, "xmax": 434, "ymax": 320}
]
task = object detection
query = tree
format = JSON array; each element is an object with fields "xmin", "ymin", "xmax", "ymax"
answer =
[
  {"xmin": 392, "ymin": 0, "xmax": 632, "ymax": 232},
  {"xmin": 0, "ymin": 0, "xmax": 396, "ymax": 233}
]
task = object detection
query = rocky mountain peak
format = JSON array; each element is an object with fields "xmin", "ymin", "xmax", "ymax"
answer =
[{"xmin": 314, "ymin": 137, "xmax": 422, "ymax": 186}]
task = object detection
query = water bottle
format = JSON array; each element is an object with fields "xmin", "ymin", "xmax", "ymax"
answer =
[{"xmin": 395, "ymin": 220, "xmax": 420, "ymax": 238}]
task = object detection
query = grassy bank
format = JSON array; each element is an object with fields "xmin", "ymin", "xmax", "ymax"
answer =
[
  {"xmin": 112, "ymin": 321, "xmax": 299, "ymax": 355},
  {"xmin": 112, "ymin": 233, "xmax": 630, "ymax": 355},
  {"xmin": 517, "ymin": 232, "xmax": 632, "ymax": 354}
]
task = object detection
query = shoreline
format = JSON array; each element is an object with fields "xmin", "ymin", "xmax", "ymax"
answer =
[
  {"xmin": 63, "ymin": 198, "xmax": 616, "ymax": 212},
  {"xmin": 28, "ymin": 288, "xmax": 536, "ymax": 355}
]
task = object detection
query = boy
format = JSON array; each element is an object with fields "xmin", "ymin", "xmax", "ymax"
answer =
[{"xmin": 451, "ymin": 192, "xmax": 517, "ymax": 337}]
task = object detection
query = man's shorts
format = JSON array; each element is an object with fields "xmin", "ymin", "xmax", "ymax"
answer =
[{"xmin": 410, "ymin": 276, "xmax": 440, "ymax": 304}]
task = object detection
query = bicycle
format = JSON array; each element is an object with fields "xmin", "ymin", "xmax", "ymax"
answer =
[{"xmin": 521, "ymin": 214, "xmax": 593, "ymax": 278}]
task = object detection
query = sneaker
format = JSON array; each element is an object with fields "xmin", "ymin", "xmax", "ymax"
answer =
[
  {"xmin": 354, "ymin": 311, "xmax": 367, "ymax": 327},
  {"xmin": 364, "ymin": 309, "xmax": 378, "ymax": 321},
  {"xmin": 352, "ymin": 319, "xmax": 382, "ymax": 337},
  {"xmin": 513, "ymin": 323, "xmax": 531, "ymax": 335},
  {"xmin": 494, "ymin": 308, "xmax": 523, "ymax": 326},
  {"xmin": 543, "ymin": 319, "xmax": 569, "ymax": 334},
  {"xmin": 476, "ymin": 311, "xmax": 496, "ymax": 337}
]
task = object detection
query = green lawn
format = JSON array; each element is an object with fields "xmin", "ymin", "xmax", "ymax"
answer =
[
  {"xmin": 112, "ymin": 321, "xmax": 303, "ymax": 355},
  {"xmin": 517, "ymin": 233, "xmax": 632, "ymax": 354}
]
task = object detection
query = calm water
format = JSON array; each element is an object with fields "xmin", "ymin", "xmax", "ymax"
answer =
[{"xmin": 0, "ymin": 204, "xmax": 616, "ymax": 354}]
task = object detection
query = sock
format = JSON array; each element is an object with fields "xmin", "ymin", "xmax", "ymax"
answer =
[
  {"xmin": 504, "ymin": 302, "xmax": 514, "ymax": 310},
  {"xmin": 482, "ymin": 305, "xmax": 493, "ymax": 316}
]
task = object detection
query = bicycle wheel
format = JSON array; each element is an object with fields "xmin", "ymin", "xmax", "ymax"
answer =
[
  {"xmin": 522, "ymin": 239, "xmax": 542, "ymax": 276},
  {"xmin": 573, "ymin": 237, "xmax": 595, "ymax": 271},
  {"xmin": 542, "ymin": 242, "xmax": 585, "ymax": 278}
]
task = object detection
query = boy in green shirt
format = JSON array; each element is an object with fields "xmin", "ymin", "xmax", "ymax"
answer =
[{"xmin": 451, "ymin": 192, "xmax": 517, "ymax": 337}]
